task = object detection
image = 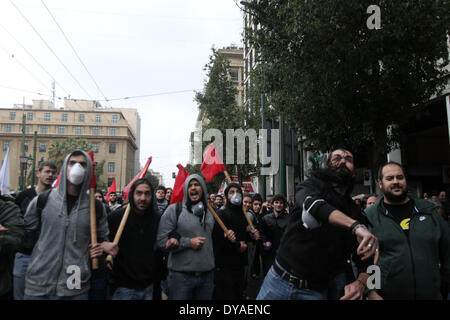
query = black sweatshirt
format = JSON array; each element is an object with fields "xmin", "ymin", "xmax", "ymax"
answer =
[
  {"xmin": 276, "ymin": 176, "xmax": 371, "ymax": 289},
  {"xmin": 108, "ymin": 206, "xmax": 163, "ymax": 290}
]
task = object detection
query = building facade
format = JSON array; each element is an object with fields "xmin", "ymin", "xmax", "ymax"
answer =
[{"xmin": 0, "ymin": 98, "xmax": 140, "ymax": 191}]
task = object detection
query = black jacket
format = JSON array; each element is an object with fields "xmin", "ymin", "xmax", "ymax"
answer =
[
  {"xmin": 260, "ymin": 210, "xmax": 289, "ymax": 258},
  {"xmin": 108, "ymin": 206, "xmax": 163, "ymax": 290},
  {"xmin": 276, "ymin": 176, "xmax": 370, "ymax": 289},
  {"xmin": 213, "ymin": 203, "xmax": 251, "ymax": 270},
  {"xmin": 15, "ymin": 188, "xmax": 37, "ymax": 215}
]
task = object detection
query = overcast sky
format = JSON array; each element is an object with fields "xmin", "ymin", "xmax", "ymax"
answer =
[{"xmin": 0, "ymin": 0, "xmax": 243, "ymax": 187}]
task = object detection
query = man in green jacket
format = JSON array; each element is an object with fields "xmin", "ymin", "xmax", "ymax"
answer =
[
  {"xmin": 0, "ymin": 197, "xmax": 24, "ymax": 299},
  {"xmin": 364, "ymin": 162, "xmax": 450, "ymax": 300}
]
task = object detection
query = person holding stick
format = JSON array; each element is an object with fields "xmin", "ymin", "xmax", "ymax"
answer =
[
  {"xmin": 213, "ymin": 183, "xmax": 259, "ymax": 300},
  {"xmin": 23, "ymin": 150, "xmax": 117, "ymax": 300},
  {"xmin": 108, "ymin": 178, "xmax": 163, "ymax": 300},
  {"xmin": 157, "ymin": 174, "xmax": 233, "ymax": 300}
]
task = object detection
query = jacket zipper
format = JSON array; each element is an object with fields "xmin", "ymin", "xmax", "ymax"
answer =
[{"xmin": 56, "ymin": 213, "xmax": 70, "ymax": 295}]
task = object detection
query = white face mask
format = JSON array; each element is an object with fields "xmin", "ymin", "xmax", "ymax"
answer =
[
  {"xmin": 230, "ymin": 192, "xmax": 242, "ymax": 206},
  {"xmin": 68, "ymin": 162, "xmax": 85, "ymax": 185}
]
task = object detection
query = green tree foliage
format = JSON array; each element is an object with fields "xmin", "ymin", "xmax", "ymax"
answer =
[
  {"xmin": 48, "ymin": 137, "xmax": 93, "ymax": 170},
  {"xmin": 144, "ymin": 172, "xmax": 162, "ymax": 190},
  {"xmin": 195, "ymin": 49, "xmax": 260, "ymax": 184},
  {"xmin": 245, "ymin": 0, "xmax": 449, "ymax": 164}
]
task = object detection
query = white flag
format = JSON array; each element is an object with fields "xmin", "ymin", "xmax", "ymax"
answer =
[{"xmin": 0, "ymin": 147, "xmax": 10, "ymax": 195}]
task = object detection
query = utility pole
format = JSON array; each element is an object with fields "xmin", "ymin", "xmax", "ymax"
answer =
[
  {"xmin": 20, "ymin": 97, "xmax": 26, "ymax": 191},
  {"xmin": 261, "ymin": 89, "xmax": 266, "ymax": 202},
  {"xmin": 279, "ymin": 115, "xmax": 286, "ymax": 197},
  {"xmin": 31, "ymin": 131, "xmax": 37, "ymax": 186}
]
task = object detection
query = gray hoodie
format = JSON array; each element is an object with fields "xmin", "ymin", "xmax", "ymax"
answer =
[
  {"xmin": 24, "ymin": 150, "xmax": 108, "ymax": 297},
  {"xmin": 157, "ymin": 174, "xmax": 215, "ymax": 272}
]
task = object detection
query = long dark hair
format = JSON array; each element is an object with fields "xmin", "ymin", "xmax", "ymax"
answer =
[{"xmin": 129, "ymin": 178, "xmax": 155, "ymax": 214}]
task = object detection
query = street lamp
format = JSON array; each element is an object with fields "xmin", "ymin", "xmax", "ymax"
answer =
[{"xmin": 20, "ymin": 154, "xmax": 33, "ymax": 190}]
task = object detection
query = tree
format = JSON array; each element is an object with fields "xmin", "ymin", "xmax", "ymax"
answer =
[
  {"xmin": 48, "ymin": 137, "xmax": 93, "ymax": 170},
  {"xmin": 195, "ymin": 49, "xmax": 260, "ymax": 185},
  {"xmin": 144, "ymin": 172, "xmax": 162, "ymax": 190},
  {"xmin": 245, "ymin": 0, "xmax": 449, "ymax": 170}
]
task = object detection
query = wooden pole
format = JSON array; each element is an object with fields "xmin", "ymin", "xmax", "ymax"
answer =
[
  {"xmin": 89, "ymin": 187, "xmax": 99, "ymax": 269},
  {"xmin": 206, "ymin": 201, "xmax": 228, "ymax": 233},
  {"xmin": 106, "ymin": 203, "xmax": 131, "ymax": 263}
]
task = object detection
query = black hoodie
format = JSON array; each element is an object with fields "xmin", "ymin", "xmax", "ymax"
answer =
[
  {"xmin": 213, "ymin": 183, "xmax": 251, "ymax": 269},
  {"xmin": 108, "ymin": 179, "xmax": 163, "ymax": 291}
]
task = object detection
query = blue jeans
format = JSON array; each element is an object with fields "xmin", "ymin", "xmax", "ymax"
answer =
[
  {"xmin": 24, "ymin": 292, "xmax": 89, "ymax": 300},
  {"xmin": 13, "ymin": 253, "xmax": 30, "ymax": 300},
  {"xmin": 256, "ymin": 265, "xmax": 326, "ymax": 300},
  {"xmin": 168, "ymin": 270, "xmax": 214, "ymax": 300},
  {"xmin": 327, "ymin": 273, "xmax": 347, "ymax": 300},
  {"xmin": 112, "ymin": 284, "xmax": 154, "ymax": 300}
]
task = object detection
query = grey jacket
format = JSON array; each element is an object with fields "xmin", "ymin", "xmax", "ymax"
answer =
[
  {"xmin": 157, "ymin": 174, "xmax": 215, "ymax": 272},
  {"xmin": 24, "ymin": 150, "xmax": 108, "ymax": 297}
]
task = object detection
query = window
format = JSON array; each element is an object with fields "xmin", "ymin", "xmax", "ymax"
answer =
[
  {"xmin": 39, "ymin": 142, "xmax": 46, "ymax": 152},
  {"xmin": 109, "ymin": 143, "xmax": 116, "ymax": 153},
  {"xmin": 2, "ymin": 141, "xmax": 9, "ymax": 151},
  {"xmin": 44, "ymin": 113, "xmax": 51, "ymax": 121},
  {"xmin": 40, "ymin": 125, "xmax": 48, "ymax": 134},
  {"xmin": 9, "ymin": 112, "xmax": 16, "ymax": 120},
  {"xmin": 230, "ymin": 69, "xmax": 239, "ymax": 85},
  {"xmin": 24, "ymin": 142, "xmax": 29, "ymax": 152},
  {"xmin": 78, "ymin": 114, "xmax": 85, "ymax": 122},
  {"xmin": 27, "ymin": 112, "xmax": 33, "ymax": 121},
  {"xmin": 92, "ymin": 143, "xmax": 99, "ymax": 153},
  {"xmin": 95, "ymin": 115, "xmax": 101, "ymax": 123},
  {"xmin": 108, "ymin": 162, "xmax": 115, "ymax": 172},
  {"xmin": 112, "ymin": 115, "xmax": 119, "ymax": 123},
  {"xmin": 109, "ymin": 128, "xmax": 117, "ymax": 136},
  {"xmin": 62, "ymin": 114, "xmax": 68, "ymax": 122},
  {"xmin": 4, "ymin": 124, "xmax": 12, "ymax": 133},
  {"xmin": 75, "ymin": 126, "xmax": 83, "ymax": 135},
  {"xmin": 92, "ymin": 127, "xmax": 100, "ymax": 136},
  {"xmin": 58, "ymin": 126, "xmax": 65, "ymax": 134},
  {"xmin": 25, "ymin": 125, "xmax": 31, "ymax": 134}
]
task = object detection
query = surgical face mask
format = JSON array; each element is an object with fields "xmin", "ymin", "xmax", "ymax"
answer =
[
  {"xmin": 230, "ymin": 192, "xmax": 242, "ymax": 206},
  {"xmin": 68, "ymin": 162, "xmax": 85, "ymax": 185},
  {"xmin": 192, "ymin": 201, "xmax": 205, "ymax": 217}
]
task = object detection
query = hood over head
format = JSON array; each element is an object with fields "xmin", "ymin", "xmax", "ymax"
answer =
[
  {"xmin": 224, "ymin": 182, "xmax": 243, "ymax": 209},
  {"xmin": 128, "ymin": 178, "xmax": 155, "ymax": 215},
  {"xmin": 183, "ymin": 174, "xmax": 209, "ymax": 206}
]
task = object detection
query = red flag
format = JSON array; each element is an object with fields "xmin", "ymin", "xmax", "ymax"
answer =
[
  {"xmin": 52, "ymin": 172, "xmax": 61, "ymax": 188},
  {"xmin": 122, "ymin": 156, "xmax": 152, "ymax": 200},
  {"xmin": 106, "ymin": 178, "xmax": 116, "ymax": 203},
  {"xmin": 169, "ymin": 164, "xmax": 190, "ymax": 205},
  {"xmin": 87, "ymin": 152, "xmax": 96, "ymax": 189},
  {"xmin": 200, "ymin": 143, "xmax": 226, "ymax": 182}
]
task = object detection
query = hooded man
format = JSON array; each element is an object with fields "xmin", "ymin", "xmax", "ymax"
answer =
[
  {"xmin": 157, "ymin": 174, "xmax": 226, "ymax": 300},
  {"xmin": 108, "ymin": 178, "xmax": 163, "ymax": 300},
  {"xmin": 213, "ymin": 183, "xmax": 259, "ymax": 300},
  {"xmin": 23, "ymin": 150, "xmax": 117, "ymax": 300}
]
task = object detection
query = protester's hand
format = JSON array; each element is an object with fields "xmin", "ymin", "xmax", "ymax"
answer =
[
  {"xmin": 89, "ymin": 243, "xmax": 104, "ymax": 259},
  {"xmin": 106, "ymin": 261, "xmax": 113, "ymax": 271},
  {"xmin": 263, "ymin": 241, "xmax": 272, "ymax": 251},
  {"xmin": 368, "ymin": 290, "xmax": 383, "ymax": 300},
  {"xmin": 166, "ymin": 238, "xmax": 179, "ymax": 249},
  {"xmin": 0, "ymin": 224, "xmax": 8, "ymax": 235},
  {"xmin": 340, "ymin": 280, "xmax": 365, "ymax": 300},
  {"xmin": 101, "ymin": 242, "xmax": 119, "ymax": 257},
  {"xmin": 190, "ymin": 237, "xmax": 205, "ymax": 250},
  {"xmin": 249, "ymin": 227, "xmax": 260, "ymax": 240},
  {"xmin": 224, "ymin": 230, "xmax": 236, "ymax": 242},
  {"xmin": 354, "ymin": 225, "xmax": 379, "ymax": 264},
  {"xmin": 239, "ymin": 241, "xmax": 247, "ymax": 253}
]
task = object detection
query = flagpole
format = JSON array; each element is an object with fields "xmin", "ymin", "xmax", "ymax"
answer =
[{"xmin": 88, "ymin": 152, "xmax": 98, "ymax": 269}]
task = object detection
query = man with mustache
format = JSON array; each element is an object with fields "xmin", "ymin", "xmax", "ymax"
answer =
[
  {"xmin": 364, "ymin": 162, "xmax": 450, "ymax": 300},
  {"xmin": 257, "ymin": 148, "xmax": 379, "ymax": 300},
  {"xmin": 157, "ymin": 174, "xmax": 232, "ymax": 300}
]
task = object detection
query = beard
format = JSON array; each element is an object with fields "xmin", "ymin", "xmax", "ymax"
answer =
[
  {"xmin": 322, "ymin": 164, "xmax": 355, "ymax": 191},
  {"xmin": 382, "ymin": 186, "xmax": 408, "ymax": 203}
]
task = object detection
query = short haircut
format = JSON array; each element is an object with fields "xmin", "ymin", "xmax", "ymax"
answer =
[
  {"xmin": 243, "ymin": 193, "xmax": 253, "ymax": 200},
  {"xmin": 109, "ymin": 191, "xmax": 117, "ymax": 196},
  {"xmin": 378, "ymin": 161, "xmax": 405, "ymax": 180},
  {"xmin": 38, "ymin": 160, "xmax": 57, "ymax": 171},
  {"xmin": 252, "ymin": 193, "xmax": 263, "ymax": 203},
  {"xmin": 166, "ymin": 187, "xmax": 173, "ymax": 192},
  {"xmin": 215, "ymin": 194, "xmax": 223, "ymax": 200},
  {"xmin": 272, "ymin": 194, "xmax": 287, "ymax": 206},
  {"xmin": 156, "ymin": 185, "xmax": 166, "ymax": 193}
]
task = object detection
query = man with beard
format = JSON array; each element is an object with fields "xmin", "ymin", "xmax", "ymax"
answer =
[
  {"xmin": 257, "ymin": 148, "xmax": 379, "ymax": 300},
  {"xmin": 108, "ymin": 178, "xmax": 163, "ymax": 300},
  {"xmin": 213, "ymin": 183, "xmax": 259, "ymax": 300},
  {"xmin": 157, "ymin": 175, "xmax": 228, "ymax": 300},
  {"xmin": 108, "ymin": 192, "xmax": 121, "ymax": 212},
  {"xmin": 364, "ymin": 162, "xmax": 450, "ymax": 300}
]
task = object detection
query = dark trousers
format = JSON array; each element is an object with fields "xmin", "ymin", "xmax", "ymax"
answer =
[{"xmin": 214, "ymin": 267, "xmax": 246, "ymax": 300}]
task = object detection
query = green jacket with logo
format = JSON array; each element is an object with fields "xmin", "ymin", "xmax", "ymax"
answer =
[{"xmin": 363, "ymin": 197, "xmax": 450, "ymax": 300}]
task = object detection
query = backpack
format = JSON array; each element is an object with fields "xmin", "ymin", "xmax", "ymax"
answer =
[
  {"xmin": 21, "ymin": 189, "xmax": 104, "ymax": 254},
  {"xmin": 167, "ymin": 202, "xmax": 183, "ymax": 241}
]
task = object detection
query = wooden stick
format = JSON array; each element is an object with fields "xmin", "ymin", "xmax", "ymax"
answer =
[
  {"xmin": 242, "ymin": 205, "xmax": 255, "ymax": 230},
  {"xmin": 224, "ymin": 170, "xmax": 232, "ymax": 184},
  {"xmin": 89, "ymin": 187, "xmax": 99, "ymax": 270},
  {"xmin": 106, "ymin": 203, "xmax": 131, "ymax": 263},
  {"xmin": 206, "ymin": 201, "xmax": 228, "ymax": 233}
]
